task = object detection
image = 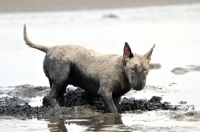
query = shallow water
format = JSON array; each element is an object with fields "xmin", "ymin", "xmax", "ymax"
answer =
[
  {"xmin": 1, "ymin": 111, "xmax": 200, "ymax": 132},
  {"xmin": 0, "ymin": 3, "xmax": 200, "ymax": 131}
]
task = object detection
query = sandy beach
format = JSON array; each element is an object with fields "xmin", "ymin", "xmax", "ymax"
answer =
[{"xmin": 1, "ymin": 0, "xmax": 200, "ymax": 131}]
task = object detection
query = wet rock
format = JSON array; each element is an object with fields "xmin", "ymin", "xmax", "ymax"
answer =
[
  {"xmin": 171, "ymin": 65, "xmax": 200, "ymax": 74},
  {"xmin": 186, "ymin": 65, "xmax": 200, "ymax": 71},
  {"xmin": 7, "ymin": 86, "xmax": 49, "ymax": 98},
  {"xmin": 0, "ymin": 85, "xmax": 50, "ymax": 107},
  {"xmin": 169, "ymin": 82, "xmax": 177, "ymax": 86},
  {"xmin": 164, "ymin": 102, "xmax": 171, "ymax": 105},
  {"xmin": 171, "ymin": 68, "xmax": 188, "ymax": 74},
  {"xmin": 118, "ymin": 97, "xmax": 163, "ymax": 113},
  {"xmin": 7, "ymin": 88, "xmax": 37, "ymax": 98},
  {"xmin": 179, "ymin": 101, "xmax": 187, "ymax": 104},
  {"xmin": 102, "ymin": 14, "xmax": 118, "ymax": 19},
  {"xmin": 0, "ymin": 96, "xmax": 27, "ymax": 106},
  {"xmin": 148, "ymin": 96, "xmax": 162, "ymax": 103},
  {"xmin": 55, "ymin": 87, "xmax": 106, "ymax": 113}
]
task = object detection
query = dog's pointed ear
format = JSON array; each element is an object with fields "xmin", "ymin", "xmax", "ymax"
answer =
[
  {"xmin": 123, "ymin": 42, "xmax": 134, "ymax": 61},
  {"xmin": 143, "ymin": 44, "xmax": 155, "ymax": 63}
]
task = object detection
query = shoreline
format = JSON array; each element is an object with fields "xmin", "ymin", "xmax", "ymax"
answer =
[{"xmin": 0, "ymin": 0, "xmax": 200, "ymax": 13}]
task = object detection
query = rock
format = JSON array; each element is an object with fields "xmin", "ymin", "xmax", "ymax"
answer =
[
  {"xmin": 0, "ymin": 96, "xmax": 27, "ymax": 106},
  {"xmin": 186, "ymin": 65, "xmax": 200, "ymax": 71},
  {"xmin": 179, "ymin": 101, "xmax": 187, "ymax": 104},
  {"xmin": 56, "ymin": 87, "xmax": 106, "ymax": 113},
  {"xmin": 171, "ymin": 68, "xmax": 188, "ymax": 74},
  {"xmin": 171, "ymin": 65, "xmax": 200, "ymax": 74},
  {"xmin": 102, "ymin": 14, "xmax": 118, "ymax": 19},
  {"xmin": 148, "ymin": 96, "xmax": 162, "ymax": 103},
  {"xmin": 149, "ymin": 63, "xmax": 161, "ymax": 69},
  {"xmin": 7, "ymin": 86, "xmax": 49, "ymax": 98}
]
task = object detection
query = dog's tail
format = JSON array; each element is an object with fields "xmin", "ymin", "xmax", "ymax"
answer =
[{"xmin": 24, "ymin": 24, "xmax": 49, "ymax": 53}]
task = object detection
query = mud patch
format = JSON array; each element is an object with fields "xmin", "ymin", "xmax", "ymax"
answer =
[
  {"xmin": 0, "ymin": 86, "xmax": 195, "ymax": 120},
  {"xmin": 44, "ymin": 88, "xmax": 190, "ymax": 113}
]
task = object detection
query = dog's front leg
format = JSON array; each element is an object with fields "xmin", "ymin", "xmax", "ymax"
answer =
[
  {"xmin": 98, "ymin": 87, "xmax": 117, "ymax": 113},
  {"xmin": 113, "ymin": 96, "xmax": 121, "ymax": 109}
]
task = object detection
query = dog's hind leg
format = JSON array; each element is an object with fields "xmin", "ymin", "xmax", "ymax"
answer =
[
  {"xmin": 56, "ymin": 83, "xmax": 68, "ymax": 106},
  {"xmin": 45, "ymin": 60, "xmax": 71, "ymax": 108},
  {"xmin": 46, "ymin": 80, "xmax": 68, "ymax": 108},
  {"xmin": 47, "ymin": 82, "xmax": 68, "ymax": 108},
  {"xmin": 46, "ymin": 83, "xmax": 63, "ymax": 108}
]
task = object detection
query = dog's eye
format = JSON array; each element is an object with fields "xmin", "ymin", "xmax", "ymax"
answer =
[
  {"xmin": 143, "ymin": 69, "xmax": 147, "ymax": 73},
  {"xmin": 131, "ymin": 68, "xmax": 135, "ymax": 72}
]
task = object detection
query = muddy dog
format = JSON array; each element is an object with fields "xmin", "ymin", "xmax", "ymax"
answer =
[{"xmin": 23, "ymin": 24, "xmax": 155, "ymax": 113}]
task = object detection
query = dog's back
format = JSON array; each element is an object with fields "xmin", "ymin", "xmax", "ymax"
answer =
[
  {"xmin": 44, "ymin": 45, "xmax": 124, "ymax": 94},
  {"xmin": 24, "ymin": 24, "xmax": 128, "ymax": 97}
]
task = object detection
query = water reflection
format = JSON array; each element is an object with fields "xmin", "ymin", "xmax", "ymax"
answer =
[
  {"xmin": 48, "ymin": 120, "xmax": 67, "ymax": 132},
  {"xmin": 47, "ymin": 113, "xmax": 126, "ymax": 132}
]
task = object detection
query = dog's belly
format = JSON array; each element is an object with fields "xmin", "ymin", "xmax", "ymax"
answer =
[{"xmin": 67, "ymin": 71, "xmax": 100, "ymax": 95}]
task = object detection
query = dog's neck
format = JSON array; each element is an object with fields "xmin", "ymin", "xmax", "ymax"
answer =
[
  {"xmin": 116, "ymin": 56, "xmax": 131, "ymax": 93},
  {"xmin": 123, "ymin": 60, "xmax": 126, "ymax": 72},
  {"xmin": 117, "ymin": 56, "xmax": 129, "ymax": 81}
]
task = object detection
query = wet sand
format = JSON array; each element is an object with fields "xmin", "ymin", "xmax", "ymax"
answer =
[{"xmin": 0, "ymin": 0, "xmax": 200, "ymax": 13}]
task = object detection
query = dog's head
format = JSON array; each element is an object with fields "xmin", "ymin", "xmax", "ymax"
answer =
[{"xmin": 123, "ymin": 42, "xmax": 155, "ymax": 91}]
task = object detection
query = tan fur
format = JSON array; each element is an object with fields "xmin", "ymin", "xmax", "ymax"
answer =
[
  {"xmin": 23, "ymin": 25, "xmax": 155, "ymax": 113},
  {"xmin": 24, "ymin": 24, "xmax": 49, "ymax": 53}
]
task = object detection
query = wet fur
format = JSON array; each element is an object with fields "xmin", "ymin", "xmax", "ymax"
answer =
[{"xmin": 23, "ymin": 24, "xmax": 155, "ymax": 113}]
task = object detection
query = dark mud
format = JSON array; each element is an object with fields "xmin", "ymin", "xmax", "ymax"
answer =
[
  {"xmin": 0, "ymin": 86, "xmax": 194, "ymax": 120},
  {"xmin": 44, "ymin": 88, "xmax": 179, "ymax": 113}
]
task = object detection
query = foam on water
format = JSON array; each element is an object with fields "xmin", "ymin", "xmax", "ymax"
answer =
[{"xmin": 29, "ymin": 96, "xmax": 43, "ymax": 107}]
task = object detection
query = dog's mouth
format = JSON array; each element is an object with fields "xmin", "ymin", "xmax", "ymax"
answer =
[{"xmin": 131, "ymin": 83, "xmax": 145, "ymax": 91}]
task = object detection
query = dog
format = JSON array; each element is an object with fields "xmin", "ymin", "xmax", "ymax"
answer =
[{"xmin": 23, "ymin": 24, "xmax": 155, "ymax": 113}]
